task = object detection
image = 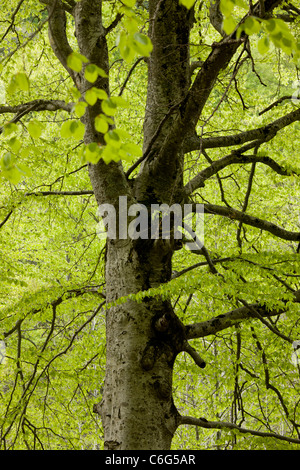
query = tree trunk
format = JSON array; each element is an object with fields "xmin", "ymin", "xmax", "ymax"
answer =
[
  {"xmin": 48, "ymin": 0, "xmax": 192, "ymax": 449},
  {"xmin": 100, "ymin": 238, "xmax": 185, "ymax": 450},
  {"xmin": 92, "ymin": 0, "xmax": 192, "ymax": 449}
]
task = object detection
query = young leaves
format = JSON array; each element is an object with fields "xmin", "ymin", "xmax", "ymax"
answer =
[
  {"xmin": 67, "ymin": 52, "xmax": 89, "ymax": 73},
  {"xmin": 179, "ymin": 0, "xmax": 196, "ymax": 9},
  {"xmin": 219, "ymin": 0, "xmax": 300, "ymax": 60},
  {"xmin": 116, "ymin": 5, "xmax": 153, "ymax": 63},
  {"xmin": 27, "ymin": 120, "xmax": 43, "ymax": 140},
  {"xmin": 84, "ymin": 64, "xmax": 107, "ymax": 83},
  {"xmin": 60, "ymin": 120, "xmax": 85, "ymax": 140},
  {"xmin": 117, "ymin": 31, "xmax": 153, "ymax": 63},
  {"xmin": 67, "ymin": 52, "xmax": 108, "ymax": 82},
  {"xmin": 0, "ymin": 152, "xmax": 31, "ymax": 184},
  {"xmin": 7, "ymin": 72, "xmax": 30, "ymax": 95}
]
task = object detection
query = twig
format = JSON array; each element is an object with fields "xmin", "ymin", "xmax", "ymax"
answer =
[
  {"xmin": 0, "ymin": 0, "xmax": 26, "ymax": 43},
  {"xmin": 119, "ymin": 57, "xmax": 144, "ymax": 96},
  {"xmin": 0, "ymin": 210, "xmax": 13, "ymax": 230},
  {"xmin": 126, "ymin": 99, "xmax": 183, "ymax": 177},
  {"xmin": 259, "ymin": 95, "xmax": 294, "ymax": 115}
]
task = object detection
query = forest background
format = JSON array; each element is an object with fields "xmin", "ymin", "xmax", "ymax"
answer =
[{"xmin": 0, "ymin": 0, "xmax": 300, "ymax": 450}]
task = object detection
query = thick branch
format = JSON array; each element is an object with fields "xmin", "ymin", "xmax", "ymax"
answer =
[
  {"xmin": 184, "ymin": 152, "xmax": 296, "ymax": 194},
  {"xmin": 41, "ymin": 0, "xmax": 79, "ymax": 86},
  {"xmin": 202, "ymin": 203, "xmax": 300, "ymax": 242},
  {"xmin": 0, "ymin": 100, "xmax": 73, "ymax": 134},
  {"xmin": 182, "ymin": 340, "xmax": 206, "ymax": 368},
  {"xmin": 185, "ymin": 290, "xmax": 300, "ymax": 339},
  {"xmin": 209, "ymin": 0, "xmax": 225, "ymax": 37},
  {"xmin": 0, "ymin": 100, "xmax": 73, "ymax": 116},
  {"xmin": 183, "ymin": 107, "xmax": 300, "ymax": 153},
  {"xmin": 26, "ymin": 190, "xmax": 93, "ymax": 196},
  {"xmin": 156, "ymin": 1, "xmax": 284, "ymax": 177},
  {"xmin": 179, "ymin": 416, "xmax": 300, "ymax": 444}
]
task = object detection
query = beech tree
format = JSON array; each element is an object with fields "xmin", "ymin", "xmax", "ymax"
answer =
[{"xmin": 1, "ymin": 0, "xmax": 300, "ymax": 450}]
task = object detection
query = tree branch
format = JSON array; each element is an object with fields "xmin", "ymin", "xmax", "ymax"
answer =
[
  {"xmin": 0, "ymin": 100, "xmax": 73, "ymax": 116},
  {"xmin": 41, "ymin": 0, "xmax": 80, "ymax": 86},
  {"xmin": 184, "ymin": 152, "xmax": 296, "ymax": 194},
  {"xmin": 118, "ymin": 57, "xmax": 144, "ymax": 97},
  {"xmin": 0, "ymin": 0, "xmax": 26, "ymax": 43},
  {"xmin": 105, "ymin": 12, "xmax": 123, "ymax": 35},
  {"xmin": 259, "ymin": 96, "xmax": 295, "ymax": 115},
  {"xmin": 25, "ymin": 190, "xmax": 93, "ymax": 196},
  {"xmin": 178, "ymin": 415, "xmax": 300, "ymax": 444},
  {"xmin": 0, "ymin": 210, "xmax": 13, "ymax": 230},
  {"xmin": 185, "ymin": 289, "xmax": 300, "ymax": 339},
  {"xmin": 183, "ymin": 107, "xmax": 300, "ymax": 153},
  {"xmin": 182, "ymin": 340, "xmax": 206, "ymax": 368},
  {"xmin": 201, "ymin": 203, "xmax": 300, "ymax": 242},
  {"xmin": 0, "ymin": 100, "xmax": 73, "ymax": 134}
]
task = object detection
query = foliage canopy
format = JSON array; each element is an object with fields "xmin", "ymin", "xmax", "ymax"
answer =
[{"xmin": 0, "ymin": 0, "xmax": 300, "ymax": 450}]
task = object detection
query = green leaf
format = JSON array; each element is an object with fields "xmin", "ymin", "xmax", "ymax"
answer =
[
  {"xmin": 95, "ymin": 66, "xmax": 108, "ymax": 78},
  {"xmin": 16, "ymin": 73, "xmax": 30, "ymax": 92},
  {"xmin": 27, "ymin": 120, "xmax": 42, "ymax": 139},
  {"xmin": 243, "ymin": 17, "xmax": 261, "ymax": 35},
  {"xmin": 220, "ymin": 0, "xmax": 235, "ymax": 18},
  {"xmin": 7, "ymin": 136, "xmax": 22, "ymax": 153},
  {"xmin": 16, "ymin": 162, "xmax": 32, "ymax": 178},
  {"xmin": 84, "ymin": 64, "xmax": 98, "ymax": 83},
  {"xmin": 60, "ymin": 120, "xmax": 85, "ymax": 140},
  {"xmin": 0, "ymin": 152, "xmax": 31, "ymax": 184},
  {"xmin": 101, "ymin": 144, "xmax": 121, "ymax": 164},
  {"xmin": 223, "ymin": 16, "xmax": 237, "ymax": 35},
  {"xmin": 67, "ymin": 52, "xmax": 88, "ymax": 73},
  {"xmin": 116, "ymin": 31, "xmax": 136, "ymax": 63},
  {"xmin": 84, "ymin": 142, "xmax": 102, "ymax": 163},
  {"xmin": 122, "ymin": 0, "xmax": 136, "ymax": 6},
  {"xmin": 102, "ymin": 98, "xmax": 118, "ymax": 116},
  {"xmin": 2, "ymin": 167, "xmax": 22, "ymax": 184},
  {"xmin": 3, "ymin": 123, "xmax": 18, "ymax": 136},
  {"xmin": 7, "ymin": 73, "xmax": 30, "ymax": 95},
  {"xmin": 0, "ymin": 152, "xmax": 15, "ymax": 170},
  {"xmin": 265, "ymin": 18, "xmax": 276, "ymax": 33},
  {"xmin": 72, "ymin": 121, "xmax": 85, "ymax": 140},
  {"xmin": 132, "ymin": 33, "xmax": 153, "ymax": 57},
  {"xmin": 93, "ymin": 88, "xmax": 108, "ymax": 100},
  {"xmin": 60, "ymin": 121, "xmax": 72, "ymax": 138},
  {"xmin": 95, "ymin": 115, "xmax": 109, "ymax": 134},
  {"xmin": 74, "ymin": 101, "xmax": 88, "ymax": 118},
  {"xmin": 83, "ymin": 64, "xmax": 107, "ymax": 83},
  {"xmin": 120, "ymin": 142, "xmax": 142, "ymax": 161},
  {"xmin": 179, "ymin": 0, "xmax": 196, "ymax": 9},
  {"xmin": 257, "ymin": 36, "xmax": 270, "ymax": 55},
  {"xmin": 70, "ymin": 86, "xmax": 82, "ymax": 100},
  {"xmin": 104, "ymin": 129, "xmax": 122, "ymax": 148},
  {"xmin": 85, "ymin": 88, "xmax": 98, "ymax": 106},
  {"xmin": 85, "ymin": 87, "xmax": 108, "ymax": 106},
  {"xmin": 124, "ymin": 16, "xmax": 139, "ymax": 34}
]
